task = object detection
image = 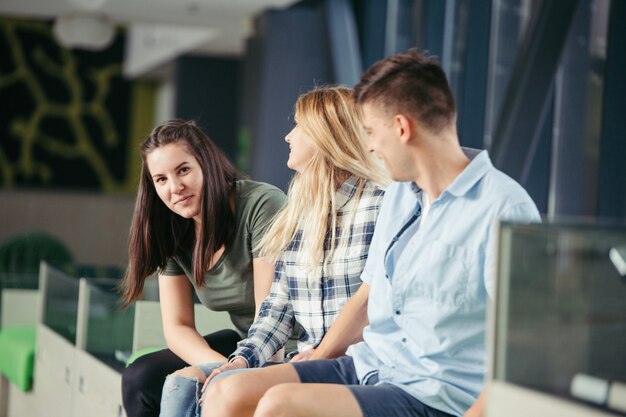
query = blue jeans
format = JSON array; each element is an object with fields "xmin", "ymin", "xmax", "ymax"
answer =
[
  {"xmin": 122, "ymin": 330, "xmax": 241, "ymax": 417},
  {"xmin": 159, "ymin": 363, "xmax": 224, "ymax": 417},
  {"xmin": 160, "ymin": 364, "xmax": 278, "ymax": 417}
]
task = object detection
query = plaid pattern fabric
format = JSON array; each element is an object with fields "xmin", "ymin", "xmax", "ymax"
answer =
[{"xmin": 231, "ymin": 176, "xmax": 385, "ymax": 367}]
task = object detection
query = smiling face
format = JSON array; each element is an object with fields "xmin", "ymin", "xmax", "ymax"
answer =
[
  {"xmin": 362, "ymin": 102, "xmax": 415, "ymax": 182},
  {"xmin": 285, "ymin": 119, "xmax": 317, "ymax": 173},
  {"xmin": 146, "ymin": 142, "xmax": 204, "ymax": 224}
]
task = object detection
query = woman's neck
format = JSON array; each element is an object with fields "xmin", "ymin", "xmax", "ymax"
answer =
[
  {"xmin": 334, "ymin": 169, "xmax": 351, "ymax": 190},
  {"xmin": 193, "ymin": 187, "xmax": 237, "ymax": 237}
]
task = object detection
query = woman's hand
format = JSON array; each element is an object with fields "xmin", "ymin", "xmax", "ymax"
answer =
[
  {"xmin": 289, "ymin": 348, "xmax": 317, "ymax": 362},
  {"xmin": 200, "ymin": 356, "xmax": 248, "ymax": 402}
]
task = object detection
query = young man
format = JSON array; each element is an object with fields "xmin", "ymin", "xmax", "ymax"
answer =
[{"xmin": 202, "ymin": 49, "xmax": 540, "ymax": 417}]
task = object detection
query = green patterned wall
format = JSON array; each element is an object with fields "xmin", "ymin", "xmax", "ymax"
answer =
[{"xmin": 0, "ymin": 17, "xmax": 155, "ymax": 193}]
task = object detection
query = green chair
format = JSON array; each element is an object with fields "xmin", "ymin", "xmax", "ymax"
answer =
[
  {"xmin": 0, "ymin": 288, "xmax": 39, "ymax": 414},
  {"xmin": 0, "ymin": 325, "xmax": 36, "ymax": 391},
  {"xmin": 0, "ymin": 232, "xmax": 73, "ymax": 393}
]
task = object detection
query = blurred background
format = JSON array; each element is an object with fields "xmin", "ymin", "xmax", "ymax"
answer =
[{"xmin": 0, "ymin": 0, "xmax": 624, "ymax": 270}]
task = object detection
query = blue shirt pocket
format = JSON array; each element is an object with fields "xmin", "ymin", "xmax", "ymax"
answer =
[{"xmin": 404, "ymin": 240, "xmax": 474, "ymax": 307}]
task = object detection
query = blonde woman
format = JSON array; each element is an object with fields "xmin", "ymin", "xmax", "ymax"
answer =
[{"xmin": 159, "ymin": 86, "xmax": 387, "ymax": 417}]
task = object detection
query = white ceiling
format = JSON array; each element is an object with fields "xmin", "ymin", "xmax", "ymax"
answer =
[{"xmin": 0, "ymin": 0, "xmax": 298, "ymax": 56}]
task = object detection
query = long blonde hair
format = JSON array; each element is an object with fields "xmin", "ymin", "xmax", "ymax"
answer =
[{"xmin": 258, "ymin": 86, "xmax": 387, "ymax": 267}]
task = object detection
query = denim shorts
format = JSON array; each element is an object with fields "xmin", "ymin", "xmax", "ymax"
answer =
[{"xmin": 291, "ymin": 356, "xmax": 455, "ymax": 417}]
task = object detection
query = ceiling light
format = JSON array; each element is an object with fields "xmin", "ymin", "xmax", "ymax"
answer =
[
  {"xmin": 65, "ymin": 0, "xmax": 108, "ymax": 11},
  {"xmin": 53, "ymin": 14, "xmax": 115, "ymax": 51}
]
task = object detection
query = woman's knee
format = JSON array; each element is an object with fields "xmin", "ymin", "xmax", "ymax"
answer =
[
  {"xmin": 255, "ymin": 384, "xmax": 294, "ymax": 417},
  {"xmin": 205, "ymin": 376, "xmax": 234, "ymax": 404},
  {"xmin": 203, "ymin": 375, "xmax": 245, "ymax": 416},
  {"xmin": 162, "ymin": 366, "xmax": 207, "ymax": 398},
  {"xmin": 170, "ymin": 366, "xmax": 207, "ymax": 382}
]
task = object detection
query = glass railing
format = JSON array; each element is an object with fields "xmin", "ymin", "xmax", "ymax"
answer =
[
  {"xmin": 41, "ymin": 263, "xmax": 80, "ymax": 344},
  {"xmin": 80, "ymin": 278, "xmax": 134, "ymax": 372},
  {"xmin": 494, "ymin": 222, "xmax": 626, "ymax": 415}
]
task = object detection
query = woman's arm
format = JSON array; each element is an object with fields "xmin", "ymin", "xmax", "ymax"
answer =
[
  {"xmin": 204, "ymin": 264, "xmax": 293, "ymax": 385},
  {"xmin": 158, "ymin": 274, "xmax": 228, "ymax": 365},
  {"xmin": 230, "ymin": 259, "xmax": 295, "ymax": 367},
  {"xmin": 252, "ymin": 257, "xmax": 275, "ymax": 319},
  {"xmin": 252, "ymin": 257, "xmax": 285, "ymax": 362}
]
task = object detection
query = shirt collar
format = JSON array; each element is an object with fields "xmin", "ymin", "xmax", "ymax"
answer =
[
  {"xmin": 409, "ymin": 181, "xmax": 422, "ymax": 198},
  {"xmin": 335, "ymin": 175, "xmax": 359, "ymax": 209},
  {"xmin": 445, "ymin": 148, "xmax": 492, "ymax": 197},
  {"xmin": 408, "ymin": 148, "xmax": 492, "ymax": 199}
]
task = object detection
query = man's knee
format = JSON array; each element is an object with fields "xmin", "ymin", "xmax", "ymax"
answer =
[{"xmin": 255, "ymin": 384, "xmax": 294, "ymax": 417}]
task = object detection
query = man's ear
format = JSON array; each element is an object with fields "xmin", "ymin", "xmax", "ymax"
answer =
[{"xmin": 393, "ymin": 114, "xmax": 414, "ymax": 144}]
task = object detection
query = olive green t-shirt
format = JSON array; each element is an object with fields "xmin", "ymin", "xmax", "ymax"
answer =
[{"xmin": 161, "ymin": 179, "xmax": 286, "ymax": 335}]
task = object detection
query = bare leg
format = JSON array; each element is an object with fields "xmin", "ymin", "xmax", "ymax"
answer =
[
  {"xmin": 254, "ymin": 383, "xmax": 363, "ymax": 417},
  {"xmin": 202, "ymin": 363, "xmax": 300, "ymax": 417}
]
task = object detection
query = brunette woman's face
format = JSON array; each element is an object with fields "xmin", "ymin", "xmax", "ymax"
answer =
[
  {"xmin": 284, "ymin": 119, "xmax": 316, "ymax": 173},
  {"xmin": 146, "ymin": 142, "xmax": 204, "ymax": 224}
]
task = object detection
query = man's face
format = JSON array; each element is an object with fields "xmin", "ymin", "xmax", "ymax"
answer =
[{"xmin": 362, "ymin": 102, "xmax": 412, "ymax": 181}]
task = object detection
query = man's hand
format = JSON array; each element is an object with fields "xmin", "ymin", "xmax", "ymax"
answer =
[
  {"xmin": 289, "ymin": 348, "xmax": 317, "ymax": 362},
  {"xmin": 463, "ymin": 390, "xmax": 485, "ymax": 417}
]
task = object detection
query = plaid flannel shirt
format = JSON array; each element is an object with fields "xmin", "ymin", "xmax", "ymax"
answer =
[{"xmin": 230, "ymin": 176, "xmax": 385, "ymax": 367}]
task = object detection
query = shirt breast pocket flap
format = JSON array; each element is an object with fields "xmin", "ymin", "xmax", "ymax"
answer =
[{"xmin": 408, "ymin": 240, "xmax": 474, "ymax": 306}]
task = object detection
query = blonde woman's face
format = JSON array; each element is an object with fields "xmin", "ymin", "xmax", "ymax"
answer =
[{"xmin": 285, "ymin": 121, "xmax": 316, "ymax": 173}]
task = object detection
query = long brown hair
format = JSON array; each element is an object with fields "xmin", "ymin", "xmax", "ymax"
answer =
[{"xmin": 120, "ymin": 119, "xmax": 242, "ymax": 307}]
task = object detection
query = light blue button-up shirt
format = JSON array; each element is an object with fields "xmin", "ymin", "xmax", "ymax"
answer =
[{"xmin": 346, "ymin": 149, "xmax": 541, "ymax": 416}]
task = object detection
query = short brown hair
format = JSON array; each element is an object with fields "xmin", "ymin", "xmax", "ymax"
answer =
[{"xmin": 354, "ymin": 49, "xmax": 456, "ymax": 133}]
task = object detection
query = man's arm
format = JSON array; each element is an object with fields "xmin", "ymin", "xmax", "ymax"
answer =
[
  {"xmin": 463, "ymin": 390, "xmax": 485, "ymax": 417},
  {"xmin": 306, "ymin": 283, "xmax": 370, "ymax": 360}
]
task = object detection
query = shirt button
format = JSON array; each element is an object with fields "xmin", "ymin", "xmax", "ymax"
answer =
[
  {"xmin": 402, "ymin": 337, "xmax": 407, "ymax": 343},
  {"xmin": 395, "ymin": 310, "xmax": 401, "ymax": 315}
]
